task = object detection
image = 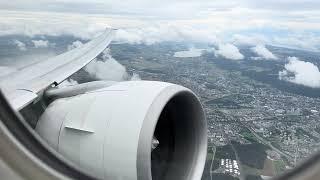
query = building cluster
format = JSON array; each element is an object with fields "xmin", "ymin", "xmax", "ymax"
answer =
[{"xmin": 221, "ymin": 159, "xmax": 240, "ymax": 176}]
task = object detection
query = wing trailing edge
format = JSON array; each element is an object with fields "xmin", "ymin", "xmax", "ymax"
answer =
[{"xmin": 0, "ymin": 28, "xmax": 115, "ymax": 110}]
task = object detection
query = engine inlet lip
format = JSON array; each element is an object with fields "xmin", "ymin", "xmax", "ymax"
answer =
[{"xmin": 136, "ymin": 85, "xmax": 207, "ymax": 180}]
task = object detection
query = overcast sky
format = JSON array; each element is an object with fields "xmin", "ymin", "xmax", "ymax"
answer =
[
  {"xmin": 0, "ymin": 0, "xmax": 320, "ymax": 50},
  {"xmin": 2, "ymin": 0, "xmax": 320, "ymax": 17}
]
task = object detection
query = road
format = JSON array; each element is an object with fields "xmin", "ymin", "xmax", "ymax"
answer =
[
  {"xmin": 209, "ymin": 146, "xmax": 216, "ymax": 180},
  {"xmin": 246, "ymin": 126, "xmax": 293, "ymax": 161}
]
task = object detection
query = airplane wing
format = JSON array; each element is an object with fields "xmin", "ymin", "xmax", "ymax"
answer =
[{"xmin": 0, "ymin": 28, "xmax": 115, "ymax": 110}]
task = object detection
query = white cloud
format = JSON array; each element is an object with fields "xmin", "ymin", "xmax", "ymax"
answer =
[
  {"xmin": 13, "ymin": 40, "xmax": 27, "ymax": 51},
  {"xmin": 32, "ymin": 40, "xmax": 49, "ymax": 48},
  {"xmin": 114, "ymin": 29, "xmax": 144, "ymax": 44},
  {"xmin": 130, "ymin": 73, "xmax": 141, "ymax": 81},
  {"xmin": 67, "ymin": 40, "xmax": 84, "ymax": 50},
  {"xmin": 85, "ymin": 49, "xmax": 128, "ymax": 81},
  {"xmin": 85, "ymin": 49, "xmax": 140, "ymax": 81},
  {"xmin": 215, "ymin": 43, "xmax": 244, "ymax": 60},
  {"xmin": 279, "ymin": 57, "xmax": 320, "ymax": 88},
  {"xmin": 251, "ymin": 45, "xmax": 277, "ymax": 60}
]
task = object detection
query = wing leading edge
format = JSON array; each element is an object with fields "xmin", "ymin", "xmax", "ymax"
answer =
[{"xmin": 0, "ymin": 28, "xmax": 115, "ymax": 110}]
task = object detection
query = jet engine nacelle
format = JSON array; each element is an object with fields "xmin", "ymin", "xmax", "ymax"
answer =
[{"xmin": 36, "ymin": 81, "xmax": 207, "ymax": 180}]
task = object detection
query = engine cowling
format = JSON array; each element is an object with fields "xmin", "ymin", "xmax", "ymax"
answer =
[{"xmin": 36, "ymin": 81, "xmax": 207, "ymax": 180}]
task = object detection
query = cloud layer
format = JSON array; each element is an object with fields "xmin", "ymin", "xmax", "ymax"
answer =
[
  {"xmin": 1, "ymin": 0, "xmax": 320, "ymax": 20},
  {"xmin": 0, "ymin": 7, "xmax": 319, "ymax": 51},
  {"xmin": 279, "ymin": 57, "xmax": 320, "ymax": 88},
  {"xmin": 113, "ymin": 25, "xmax": 218, "ymax": 45}
]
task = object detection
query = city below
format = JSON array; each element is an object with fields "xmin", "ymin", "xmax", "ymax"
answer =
[{"xmin": 108, "ymin": 42, "xmax": 320, "ymax": 180}]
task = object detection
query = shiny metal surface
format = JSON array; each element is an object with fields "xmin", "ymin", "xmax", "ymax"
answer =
[{"xmin": 36, "ymin": 81, "xmax": 207, "ymax": 180}]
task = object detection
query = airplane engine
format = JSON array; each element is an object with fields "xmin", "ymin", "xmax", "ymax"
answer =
[{"xmin": 35, "ymin": 81, "xmax": 207, "ymax": 180}]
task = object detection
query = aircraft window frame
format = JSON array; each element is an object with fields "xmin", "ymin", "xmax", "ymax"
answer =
[{"xmin": 0, "ymin": 90, "xmax": 96, "ymax": 180}]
